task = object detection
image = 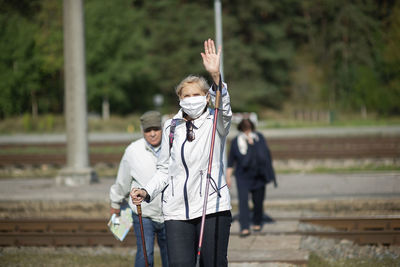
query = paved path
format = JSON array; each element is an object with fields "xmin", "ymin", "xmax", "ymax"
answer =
[{"xmin": 1, "ymin": 172, "xmax": 399, "ymax": 202}]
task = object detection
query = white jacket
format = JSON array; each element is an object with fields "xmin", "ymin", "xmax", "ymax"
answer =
[
  {"xmin": 110, "ymin": 138, "xmax": 164, "ymax": 223},
  {"xmin": 145, "ymin": 84, "xmax": 232, "ymax": 221}
]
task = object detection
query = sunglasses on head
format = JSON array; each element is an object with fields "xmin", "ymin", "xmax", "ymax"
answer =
[{"xmin": 186, "ymin": 121, "xmax": 195, "ymax": 142}]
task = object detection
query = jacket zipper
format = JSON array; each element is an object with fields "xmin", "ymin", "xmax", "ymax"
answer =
[
  {"xmin": 181, "ymin": 139, "xmax": 190, "ymax": 219},
  {"xmin": 171, "ymin": 176, "xmax": 174, "ymax": 197}
]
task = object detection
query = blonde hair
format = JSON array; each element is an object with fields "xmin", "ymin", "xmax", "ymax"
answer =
[{"xmin": 175, "ymin": 75, "xmax": 209, "ymax": 97}]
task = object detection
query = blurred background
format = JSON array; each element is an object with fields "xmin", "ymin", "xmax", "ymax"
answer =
[{"xmin": 0, "ymin": 0, "xmax": 399, "ymax": 133}]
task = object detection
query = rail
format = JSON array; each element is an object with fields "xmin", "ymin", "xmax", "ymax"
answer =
[
  {"xmin": 1, "ymin": 216, "xmax": 399, "ymax": 247},
  {"xmin": 1, "ymin": 136, "xmax": 399, "ymax": 166}
]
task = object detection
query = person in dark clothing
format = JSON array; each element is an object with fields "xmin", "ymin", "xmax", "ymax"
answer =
[{"xmin": 226, "ymin": 118, "xmax": 277, "ymax": 237}]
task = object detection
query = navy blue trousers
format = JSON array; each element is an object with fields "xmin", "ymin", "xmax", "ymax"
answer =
[
  {"xmin": 164, "ymin": 210, "xmax": 231, "ymax": 267},
  {"xmin": 237, "ymin": 183, "xmax": 266, "ymax": 231}
]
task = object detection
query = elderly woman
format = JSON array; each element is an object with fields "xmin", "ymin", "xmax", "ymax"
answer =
[
  {"xmin": 131, "ymin": 39, "xmax": 232, "ymax": 267},
  {"xmin": 226, "ymin": 118, "xmax": 276, "ymax": 237}
]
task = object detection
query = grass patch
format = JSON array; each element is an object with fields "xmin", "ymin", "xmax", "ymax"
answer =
[
  {"xmin": 0, "ymin": 147, "xmax": 66, "ymax": 155},
  {"xmin": 1, "ymin": 248, "xmax": 398, "ymax": 267},
  {"xmin": 0, "ymin": 247, "xmax": 162, "ymax": 267},
  {"xmin": 261, "ymin": 117, "xmax": 400, "ymax": 129},
  {"xmin": 308, "ymin": 253, "xmax": 400, "ymax": 267},
  {"xmin": 0, "ymin": 114, "xmax": 65, "ymax": 134},
  {"xmin": 0, "ymin": 145, "xmax": 125, "ymax": 155},
  {"xmin": 1, "ymin": 113, "xmax": 400, "ymax": 135},
  {"xmin": 258, "ymin": 109, "xmax": 400, "ymax": 129},
  {"xmin": 0, "ymin": 114, "xmax": 142, "ymax": 135},
  {"xmin": 0, "ymin": 252, "xmax": 132, "ymax": 267}
]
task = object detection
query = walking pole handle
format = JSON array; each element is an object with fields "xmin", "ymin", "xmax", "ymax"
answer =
[
  {"xmin": 214, "ymin": 76, "xmax": 222, "ymax": 110},
  {"xmin": 215, "ymin": 88, "xmax": 221, "ymax": 109}
]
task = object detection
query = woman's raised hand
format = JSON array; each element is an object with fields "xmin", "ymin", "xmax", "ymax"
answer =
[{"xmin": 201, "ymin": 39, "xmax": 221, "ymax": 84}]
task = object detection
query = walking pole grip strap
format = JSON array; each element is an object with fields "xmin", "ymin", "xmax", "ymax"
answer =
[{"xmin": 213, "ymin": 74, "xmax": 222, "ymax": 109}]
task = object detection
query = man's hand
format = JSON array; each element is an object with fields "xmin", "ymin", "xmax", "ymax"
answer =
[
  {"xmin": 110, "ymin": 208, "xmax": 120, "ymax": 216},
  {"xmin": 201, "ymin": 39, "xmax": 221, "ymax": 85},
  {"xmin": 130, "ymin": 188, "xmax": 148, "ymax": 205}
]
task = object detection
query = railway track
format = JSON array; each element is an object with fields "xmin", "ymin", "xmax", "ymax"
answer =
[
  {"xmin": 299, "ymin": 216, "xmax": 400, "ymax": 246},
  {"xmin": 1, "ymin": 216, "xmax": 399, "ymax": 247},
  {"xmin": 0, "ymin": 218, "xmax": 135, "ymax": 247},
  {"xmin": 1, "ymin": 136, "xmax": 399, "ymax": 166}
]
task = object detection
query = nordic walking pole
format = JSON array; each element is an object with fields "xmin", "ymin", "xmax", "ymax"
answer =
[
  {"xmin": 136, "ymin": 204, "xmax": 149, "ymax": 267},
  {"xmin": 195, "ymin": 77, "xmax": 222, "ymax": 267}
]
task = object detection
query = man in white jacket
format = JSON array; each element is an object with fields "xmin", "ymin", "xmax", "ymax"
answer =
[{"xmin": 109, "ymin": 110, "xmax": 168, "ymax": 267}]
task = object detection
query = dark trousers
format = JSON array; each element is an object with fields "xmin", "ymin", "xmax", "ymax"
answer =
[
  {"xmin": 164, "ymin": 210, "xmax": 232, "ymax": 267},
  {"xmin": 237, "ymin": 184, "xmax": 265, "ymax": 231}
]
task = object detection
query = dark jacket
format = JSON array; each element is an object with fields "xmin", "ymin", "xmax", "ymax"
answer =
[{"xmin": 228, "ymin": 132, "xmax": 277, "ymax": 189}]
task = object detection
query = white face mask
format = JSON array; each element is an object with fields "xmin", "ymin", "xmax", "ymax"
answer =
[{"xmin": 179, "ymin": 95, "xmax": 207, "ymax": 119}]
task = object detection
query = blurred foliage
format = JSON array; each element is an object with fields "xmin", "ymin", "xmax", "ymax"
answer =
[
  {"xmin": 0, "ymin": 0, "xmax": 399, "ymax": 119},
  {"xmin": 0, "ymin": 114, "xmax": 145, "ymax": 134}
]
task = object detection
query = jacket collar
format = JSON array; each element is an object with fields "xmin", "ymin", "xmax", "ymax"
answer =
[
  {"xmin": 174, "ymin": 107, "xmax": 212, "ymax": 129},
  {"xmin": 144, "ymin": 140, "xmax": 161, "ymax": 156}
]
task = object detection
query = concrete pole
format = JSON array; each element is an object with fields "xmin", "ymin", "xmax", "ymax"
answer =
[
  {"xmin": 57, "ymin": 0, "xmax": 96, "ymax": 186},
  {"xmin": 214, "ymin": 0, "xmax": 224, "ymax": 80},
  {"xmin": 214, "ymin": 0, "xmax": 228, "ymax": 178}
]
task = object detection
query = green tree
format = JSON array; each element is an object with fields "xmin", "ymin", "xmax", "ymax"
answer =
[
  {"xmin": 223, "ymin": 0, "xmax": 295, "ymax": 111},
  {"xmin": 0, "ymin": 12, "xmax": 40, "ymax": 117},
  {"xmin": 379, "ymin": 1, "xmax": 400, "ymax": 114},
  {"xmin": 0, "ymin": 0, "xmax": 63, "ymax": 118},
  {"xmin": 85, "ymin": 0, "xmax": 214, "ymax": 115},
  {"xmin": 1, "ymin": 0, "xmax": 398, "ymax": 119},
  {"xmin": 300, "ymin": 0, "xmax": 383, "ymax": 110},
  {"xmin": 140, "ymin": 1, "xmax": 214, "ymax": 108},
  {"xmin": 33, "ymin": 0, "xmax": 64, "ymax": 115}
]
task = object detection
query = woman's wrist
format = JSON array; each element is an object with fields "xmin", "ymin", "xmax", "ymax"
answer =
[{"xmin": 210, "ymin": 71, "xmax": 220, "ymax": 84}]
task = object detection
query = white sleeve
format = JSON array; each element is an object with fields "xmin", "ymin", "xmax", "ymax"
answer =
[
  {"xmin": 109, "ymin": 152, "xmax": 132, "ymax": 209},
  {"xmin": 209, "ymin": 82, "xmax": 232, "ymax": 136},
  {"xmin": 143, "ymin": 120, "xmax": 171, "ymax": 201}
]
